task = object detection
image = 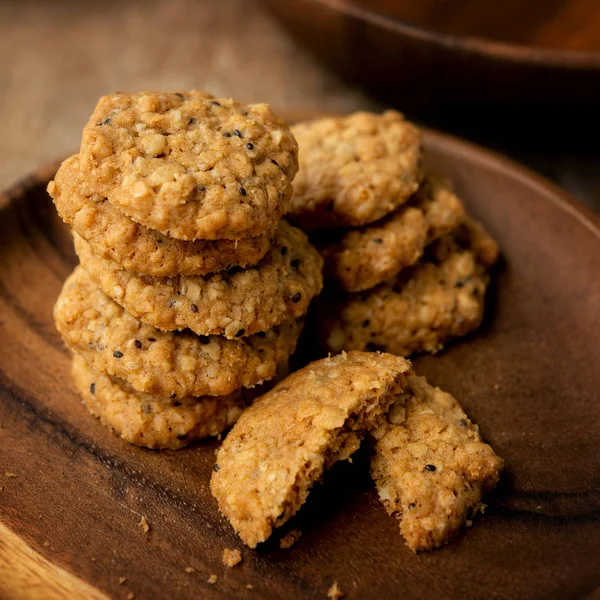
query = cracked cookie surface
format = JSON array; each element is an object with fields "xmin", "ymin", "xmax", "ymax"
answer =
[
  {"xmin": 210, "ymin": 351, "xmax": 411, "ymax": 547},
  {"xmin": 371, "ymin": 374, "xmax": 503, "ymax": 551},
  {"xmin": 318, "ymin": 174, "xmax": 465, "ymax": 292},
  {"xmin": 74, "ymin": 220, "xmax": 323, "ymax": 339},
  {"xmin": 55, "ymin": 267, "xmax": 302, "ymax": 398},
  {"xmin": 79, "ymin": 91, "xmax": 298, "ymax": 240},
  {"xmin": 49, "ymin": 155, "xmax": 274, "ymax": 276},
  {"xmin": 290, "ymin": 111, "xmax": 424, "ymax": 229}
]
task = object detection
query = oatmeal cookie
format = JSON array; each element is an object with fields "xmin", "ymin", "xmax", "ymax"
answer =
[
  {"xmin": 371, "ymin": 374, "xmax": 503, "ymax": 551},
  {"xmin": 322, "ymin": 221, "xmax": 498, "ymax": 356},
  {"xmin": 210, "ymin": 351, "xmax": 411, "ymax": 547},
  {"xmin": 319, "ymin": 174, "xmax": 465, "ymax": 292},
  {"xmin": 290, "ymin": 111, "xmax": 424, "ymax": 229},
  {"xmin": 55, "ymin": 267, "xmax": 302, "ymax": 398},
  {"xmin": 74, "ymin": 220, "xmax": 323, "ymax": 339},
  {"xmin": 79, "ymin": 91, "xmax": 298, "ymax": 240},
  {"xmin": 72, "ymin": 354, "xmax": 262, "ymax": 449},
  {"xmin": 49, "ymin": 155, "xmax": 274, "ymax": 276}
]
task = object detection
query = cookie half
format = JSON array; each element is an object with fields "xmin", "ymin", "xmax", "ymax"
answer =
[
  {"xmin": 371, "ymin": 374, "xmax": 503, "ymax": 551},
  {"xmin": 49, "ymin": 155, "xmax": 274, "ymax": 277},
  {"xmin": 321, "ymin": 220, "xmax": 498, "ymax": 356},
  {"xmin": 55, "ymin": 267, "xmax": 303, "ymax": 398},
  {"xmin": 74, "ymin": 220, "xmax": 323, "ymax": 339},
  {"xmin": 72, "ymin": 354, "xmax": 270, "ymax": 449},
  {"xmin": 318, "ymin": 174, "xmax": 466, "ymax": 292},
  {"xmin": 210, "ymin": 351, "xmax": 412, "ymax": 547},
  {"xmin": 290, "ymin": 111, "xmax": 424, "ymax": 229},
  {"xmin": 79, "ymin": 91, "xmax": 298, "ymax": 240}
]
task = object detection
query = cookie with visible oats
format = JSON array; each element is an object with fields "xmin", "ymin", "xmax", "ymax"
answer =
[
  {"xmin": 79, "ymin": 91, "xmax": 298, "ymax": 240},
  {"xmin": 210, "ymin": 351, "xmax": 411, "ymax": 548},
  {"xmin": 371, "ymin": 374, "xmax": 503, "ymax": 551},
  {"xmin": 72, "ymin": 354, "xmax": 266, "ymax": 449},
  {"xmin": 74, "ymin": 220, "xmax": 323, "ymax": 339},
  {"xmin": 290, "ymin": 111, "xmax": 424, "ymax": 229},
  {"xmin": 321, "ymin": 220, "xmax": 499, "ymax": 356},
  {"xmin": 55, "ymin": 267, "xmax": 303, "ymax": 398},
  {"xmin": 318, "ymin": 174, "xmax": 466, "ymax": 292},
  {"xmin": 48, "ymin": 155, "xmax": 274, "ymax": 277}
]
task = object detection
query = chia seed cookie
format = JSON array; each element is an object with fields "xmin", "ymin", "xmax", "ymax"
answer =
[
  {"xmin": 72, "ymin": 354, "xmax": 267, "ymax": 449},
  {"xmin": 79, "ymin": 91, "xmax": 298, "ymax": 240},
  {"xmin": 210, "ymin": 351, "xmax": 412, "ymax": 548},
  {"xmin": 290, "ymin": 111, "xmax": 424, "ymax": 229},
  {"xmin": 49, "ymin": 155, "xmax": 274, "ymax": 277},
  {"xmin": 322, "ymin": 221, "xmax": 499, "ymax": 356},
  {"xmin": 55, "ymin": 267, "xmax": 303, "ymax": 398},
  {"xmin": 318, "ymin": 174, "xmax": 466, "ymax": 292},
  {"xmin": 74, "ymin": 220, "xmax": 323, "ymax": 339},
  {"xmin": 371, "ymin": 374, "xmax": 503, "ymax": 551}
]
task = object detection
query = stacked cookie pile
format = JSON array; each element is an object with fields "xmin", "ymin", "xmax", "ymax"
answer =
[
  {"xmin": 289, "ymin": 111, "xmax": 498, "ymax": 357},
  {"xmin": 50, "ymin": 91, "xmax": 323, "ymax": 449}
]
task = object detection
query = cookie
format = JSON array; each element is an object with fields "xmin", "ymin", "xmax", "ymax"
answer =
[
  {"xmin": 289, "ymin": 111, "xmax": 424, "ymax": 229},
  {"xmin": 55, "ymin": 267, "xmax": 303, "ymax": 398},
  {"xmin": 318, "ymin": 174, "xmax": 466, "ymax": 292},
  {"xmin": 371, "ymin": 374, "xmax": 503, "ymax": 551},
  {"xmin": 79, "ymin": 91, "xmax": 298, "ymax": 240},
  {"xmin": 48, "ymin": 155, "xmax": 274, "ymax": 277},
  {"xmin": 74, "ymin": 220, "xmax": 323, "ymax": 339},
  {"xmin": 210, "ymin": 351, "xmax": 412, "ymax": 547},
  {"xmin": 72, "ymin": 354, "xmax": 264, "ymax": 449},
  {"xmin": 322, "ymin": 221, "xmax": 498, "ymax": 356}
]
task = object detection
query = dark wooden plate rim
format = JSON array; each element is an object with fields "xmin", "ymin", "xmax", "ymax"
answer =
[{"xmin": 311, "ymin": 0, "xmax": 600, "ymax": 70}]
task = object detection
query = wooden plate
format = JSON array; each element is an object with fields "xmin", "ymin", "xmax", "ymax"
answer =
[
  {"xmin": 1, "ymin": 122, "xmax": 599, "ymax": 599},
  {"xmin": 263, "ymin": 0, "xmax": 600, "ymax": 145}
]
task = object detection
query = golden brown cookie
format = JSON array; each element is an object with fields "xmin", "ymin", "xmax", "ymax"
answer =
[
  {"xmin": 210, "ymin": 351, "xmax": 412, "ymax": 547},
  {"xmin": 48, "ymin": 155, "xmax": 274, "ymax": 277},
  {"xmin": 79, "ymin": 91, "xmax": 298, "ymax": 240},
  {"xmin": 321, "ymin": 221, "xmax": 499, "ymax": 356},
  {"xmin": 290, "ymin": 111, "xmax": 424, "ymax": 229},
  {"xmin": 371, "ymin": 374, "xmax": 503, "ymax": 551},
  {"xmin": 72, "ymin": 354, "xmax": 269, "ymax": 449},
  {"xmin": 318, "ymin": 174, "xmax": 466, "ymax": 292},
  {"xmin": 74, "ymin": 220, "xmax": 323, "ymax": 339},
  {"xmin": 55, "ymin": 267, "xmax": 302, "ymax": 398}
]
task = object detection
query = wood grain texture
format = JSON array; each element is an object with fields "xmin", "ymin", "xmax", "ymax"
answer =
[{"xmin": 1, "ymin": 123, "xmax": 599, "ymax": 599}]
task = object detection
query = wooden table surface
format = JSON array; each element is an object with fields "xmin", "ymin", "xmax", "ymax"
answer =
[{"xmin": 0, "ymin": 0, "xmax": 597, "ymax": 213}]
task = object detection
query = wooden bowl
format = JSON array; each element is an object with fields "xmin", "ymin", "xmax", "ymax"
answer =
[
  {"xmin": 263, "ymin": 0, "xmax": 600, "ymax": 146},
  {"xmin": 1, "ymin": 119, "xmax": 599, "ymax": 598}
]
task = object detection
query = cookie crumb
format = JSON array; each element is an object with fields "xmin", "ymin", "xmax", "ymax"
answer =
[
  {"xmin": 138, "ymin": 516, "xmax": 150, "ymax": 533},
  {"xmin": 5, "ymin": 472, "xmax": 17, "ymax": 478},
  {"xmin": 279, "ymin": 529, "xmax": 302, "ymax": 549},
  {"xmin": 43, "ymin": 541, "xmax": 50, "ymax": 548},
  {"xmin": 184, "ymin": 567, "xmax": 194, "ymax": 574},
  {"xmin": 207, "ymin": 574, "xmax": 218, "ymax": 584},
  {"xmin": 246, "ymin": 583, "xmax": 254, "ymax": 589},
  {"xmin": 119, "ymin": 577, "xmax": 127, "ymax": 585},
  {"xmin": 328, "ymin": 581, "xmax": 344, "ymax": 599},
  {"xmin": 126, "ymin": 593, "xmax": 135, "ymax": 600},
  {"xmin": 222, "ymin": 548, "xmax": 242, "ymax": 567}
]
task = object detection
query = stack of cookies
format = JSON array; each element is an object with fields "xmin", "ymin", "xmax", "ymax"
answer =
[
  {"xmin": 288, "ymin": 111, "xmax": 498, "ymax": 357},
  {"xmin": 49, "ymin": 91, "xmax": 323, "ymax": 449}
]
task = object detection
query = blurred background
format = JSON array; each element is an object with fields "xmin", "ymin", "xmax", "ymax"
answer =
[{"xmin": 1, "ymin": 0, "xmax": 598, "ymax": 211}]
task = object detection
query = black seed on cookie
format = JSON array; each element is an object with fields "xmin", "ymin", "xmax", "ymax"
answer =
[
  {"xmin": 362, "ymin": 319, "xmax": 371, "ymax": 327},
  {"xmin": 459, "ymin": 419, "xmax": 468, "ymax": 428},
  {"xmin": 113, "ymin": 350, "xmax": 123, "ymax": 358},
  {"xmin": 271, "ymin": 159, "xmax": 279, "ymax": 167},
  {"xmin": 373, "ymin": 238, "xmax": 383, "ymax": 244},
  {"xmin": 291, "ymin": 292, "xmax": 302, "ymax": 303},
  {"xmin": 408, "ymin": 503, "xmax": 416, "ymax": 510},
  {"xmin": 190, "ymin": 303, "xmax": 199, "ymax": 313},
  {"xmin": 175, "ymin": 92, "xmax": 184, "ymax": 99},
  {"xmin": 188, "ymin": 117, "xmax": 197, "ymax": 125},
  {"xmin": 90, "ymin": 382, "xmax": 96, "ymax": 394},
  {"xmin": 198, "ymin": 335, "xmax": 210, "ymax": 344},
  {"xmin": 239, "ymin": 187, "xmax": 247, "ymax": 196},
  {"xmin": 156, "ymin": 237, "xmax": 164, "ymax": 244},
  {"xmin": 147, "ymin": 337, "xmax": 156, "ymax": 342},
  {"xmin": 234, "ymin": 129, "xmax": 243, "ymax": 138},
  {"xmin": 424, "ymin": 464, "xmax": 437, "ymax": 472},
  {"xmin": 213, "ymin": 463, "xmax": 220, "ymax": 472},
  {"xmin": 211, "ymin": 101, "xmax": 221, "ymax": 107},
  {"xmin": 168, "ymin": 299, "xmax": 176, "ymax": 308},
  {"xmin": 235, "ymin": 329, "xmax": 246, "ymax": 337},
  {"xmin": 223, "ymin": 132, "xmax": 232, "ymax": 138},
  {"xmin": 176, "ymin": 433, "xmax": 188, "ymax": 440},
  {"xmin": 291, "ymin": 258, "xmax": 301, "ymax": 269},
  {"xmin": 103, "ymin": 117, "xmax": 111, "ymax": 125},
  {"xmin": 171, "ymin": 393, "xmax": 177, "ymax": 399},
  {"xmin": 134, "ymin": 340, "xmax": 142, "ymax": 349},
  {"xmin": 246, "ymin": 142, "xmax": 254, "ymax": 150}
]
